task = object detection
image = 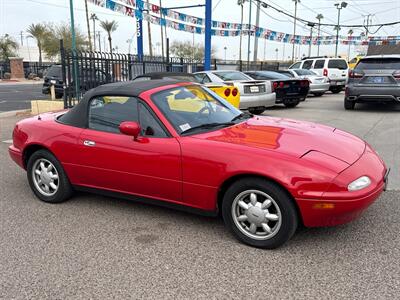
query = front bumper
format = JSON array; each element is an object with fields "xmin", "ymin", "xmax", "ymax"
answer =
[
  {"xmin": 9, "ymin": 145, "xmax": 24, "ymax": 169},
  {"xmin": 297, "ymin": 144, "xmax": 387, "ymax": 227},
  {"xmin": 239, "ymin": 93, "xmax": 276, "ymax": 109}
]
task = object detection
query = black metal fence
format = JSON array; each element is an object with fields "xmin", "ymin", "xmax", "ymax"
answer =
[
  {"xmin": 0, "ymin": 60, "xmax": 53, "ymax": 79},
  {"xmin": 60, "ymin": 40, "xmax": 292, "ymax": 108},
  {"xmin": 61, "ymin": 45, "xmax": 205, "ymax": 107}
]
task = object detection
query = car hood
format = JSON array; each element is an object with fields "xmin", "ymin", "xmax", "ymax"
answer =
[{"xmin": 192, "ymin": 116, "xmax": 365, "ymax": 166}]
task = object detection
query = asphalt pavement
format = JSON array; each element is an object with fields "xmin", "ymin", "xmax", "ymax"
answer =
[
  {"xmin": 0, "ymin": 93, "xmax": 399, "ymax": 299},
  {"xmin": 0, "ymin": 83, "xmax": 48, "ymax": 112}
]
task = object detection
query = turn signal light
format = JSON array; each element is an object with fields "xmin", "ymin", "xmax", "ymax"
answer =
[
  {"xmin": 224, "ymin": 88, "xmax": 231, "ymax": 97},
  {"xmin": 312, "ymin": 203, "xmax": 335, "ymax": 209},
  {"xmin": 349, "ymin": 70, "xmax": 364, "ymax": 78},
  {"xmin": 232, "ymin": 88, "xmax": 238, "ymax": 96}
]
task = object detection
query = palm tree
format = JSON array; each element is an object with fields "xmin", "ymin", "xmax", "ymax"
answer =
[
  {"xmin": 27, "ymin": 23, "xmax": 47, "ymax": 65},
  {"xmin": 100, "ymin": 20, "xmax": 118, "ymax": 54},
  {"xmin": 0, "ymin": 34, "xmax": 18, "ymax": 61}
]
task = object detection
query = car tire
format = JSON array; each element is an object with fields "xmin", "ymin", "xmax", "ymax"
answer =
[
  {"xmin": 283, "ymin": 99, "xmax": 299, "ymax": 108},
  {"xmin": 313, "ymin": 92, "xmax": 324, "ymax": 97},
  {"xmin": 248, "ymin": 107, "xmax": 266, "ymax": 115},
  {"xmin": 222, "ymin": 178, "xmax": 298, "ymax": 249},
  {"xmin": 330, "ymin": 87, "xmax": 342, "ymax": 94},
  {"xmin": 27, "ymin": 149, "xmax": 73, "ymax": 203},
  {"xmin": 344, "ymin": 99, "xmax": 356, "ymax": 110}
]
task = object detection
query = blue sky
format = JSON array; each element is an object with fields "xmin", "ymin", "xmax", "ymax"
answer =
[{"xmin": 1, "ymin": 0, "xmax": 399, "ymax": 60}]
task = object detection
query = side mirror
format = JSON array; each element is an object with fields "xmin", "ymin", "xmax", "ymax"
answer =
[{"xmin": 119, "ymin": 121, "xmax": 141, "ymax": 140}]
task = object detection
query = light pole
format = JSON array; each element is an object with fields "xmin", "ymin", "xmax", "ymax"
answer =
[
  {"xmin": 334, "ymin": 2, "xmax": 347, "ymax": 57},
  {"xmin": 291, "ymin": 0, "xmax": 300, "ymax": 62},
  {"xmin": 237, "ymin": 0, "xmax": 246, "ymax": 63},
  {"xmin": 347, "ymin": 29, "xmax": 353, "ymax": 60},
  {"xmin": 224, "ymin": 46, "xmax": 227, "ymax": 62},
  {"xmin": 316, "ymin": 13, "xmax": 323, "ymax": 56},
  {"xmin": 90, "ymin": 13, "xmax": 99, "ymax": 51},
  {"xmin": 307, "ymin": 22, "xmax": 315, "ymax": 57},
  {"xmin": 275, "ymin": 48, "xmax": 279, "ymax": 61},
  {"xmin": 247, "ymin": 0, "xmax": 253, "ymax": 68}
]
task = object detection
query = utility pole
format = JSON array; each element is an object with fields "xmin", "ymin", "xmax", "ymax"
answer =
[
  {"xmin": 291, "ymin": 0, "xmax": 300, "ymax": 62},
  {"xmin": 253, "ymin": 0, "xmax": 261, "ymax": 62},
  {"xmin": 347, "ymin": 29, "xmax": 353, "ymax": 60},
  {"xmin": 68, "ymin": 0, "xmax": 79, "ymax": 99},
  {"xmin": 159, "ymin": 0, "xmax": 165, "ymax": 60},
  {"xmin": 20, "ymin": 31, "xmax": 23, "ymax": 46},
  {"xmin": 316, "ymin": 14, "xmax": 323, "ymax": 56},
  {"xmin": 84, "ymin": 0, "xmax": 92, "ymax": 52},
  {"xmin": 238, "ymin": 0, "xmax": 245, "ymax": 63},
  {"xmin": 247, "ymin": 0, "xmax": 253, "ymax": 68},
  {"xmin": 90, "ymin": 13, "xmax": 98, "ymax": 51},
  {"xmin": 307, "ymin": 22, "xmax": 315, "ymax": 57},
  {"xmin": 97, "ymin": 31, "xmax": 101, "ymax": 52},
  {"xmin": 335, "ymin": 2, "xmax": 348, "ymax": 57},
  {"xmin": 146, "ymin": 0, "xmax": 153, "ymax": 57}
]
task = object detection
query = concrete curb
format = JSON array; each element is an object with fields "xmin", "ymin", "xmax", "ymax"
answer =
[{"xmin": 0, "ymin": 109, "xmax": 31, "ymax": 118}]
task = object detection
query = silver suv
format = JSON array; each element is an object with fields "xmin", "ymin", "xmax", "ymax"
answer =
[{"xmin": 345, "ymin": 55, "xmax": 400, "ymax": 110}]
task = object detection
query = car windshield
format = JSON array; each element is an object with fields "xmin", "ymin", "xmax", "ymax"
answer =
[
  {"xmin": 45, "ymin": 66, "xmax": 62, "ymax": 77},
  {"xmin": 294, "ymin": 69, "xmax": 317, "ymax": 76},
  {"xmin": 151, "ymin": 85, "xmax": 245, "ymax": 135},
  {"xmin": 213, "ymin": 71, "xmax": 251, "ymax": 81},
  {"xmin": 257, "ymin": 71, "xmax": 290, "ymax": 79},
  {"xmin": 355, "ymin": 58, "xmax": 400, "ymax": 70}
]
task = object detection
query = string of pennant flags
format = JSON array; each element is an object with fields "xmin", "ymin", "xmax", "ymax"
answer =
[{"xmin": 89, "ymin": 0, "xmax": 400, "ymax": 46}]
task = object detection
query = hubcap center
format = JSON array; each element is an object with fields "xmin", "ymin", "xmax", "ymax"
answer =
[
  {"xmin": 246, "ymin": 206, "xmax": 265, "ymax": 225},
  {"xmin": 40, "ymin": 171, "xmax": 51, "ymax": 185}
]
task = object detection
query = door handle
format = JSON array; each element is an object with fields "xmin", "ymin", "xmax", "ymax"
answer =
[{"xmin": 83, "ymin": 140, "xmax": 96, "ymax": 147}]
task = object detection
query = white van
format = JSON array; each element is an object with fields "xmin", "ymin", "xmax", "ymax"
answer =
[{"xmin": 289, "ymin": 57, "xmax": 349, "ymax": 93}]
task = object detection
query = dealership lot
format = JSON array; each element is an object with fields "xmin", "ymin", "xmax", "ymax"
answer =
[{"xmin": 1, "ymin": 93, "xmax": 399, "ymax": 298}]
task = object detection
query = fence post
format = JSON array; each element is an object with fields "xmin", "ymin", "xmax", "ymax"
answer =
[
  {"xmin": 239, "ymin": 60, "xmax": 242, "ymax": 71},
  {"xmin": 60, "ymin": 39, "xmax": 68, "ymax": 109},
  {"xmin": 166, "ymin": 38, "xmax": 170, "ymax": 72},
  {"xmin": 142, "ymin": 60, "xmax": 146, "ymax": 74}
]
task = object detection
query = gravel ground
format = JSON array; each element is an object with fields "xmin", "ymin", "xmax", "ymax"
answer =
[{"xmin": 1, "ymin": 93, "xmax": 399, "ymax": 299}]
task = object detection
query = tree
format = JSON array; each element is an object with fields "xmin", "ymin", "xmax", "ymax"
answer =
[
  {"xmin": 42, "ymin": 23, "xmax": 88, "ymax": 59},
  {"xmin": 0, "ymin": 34, "xmax": 18, "ymax": 61},
  {"xmin": 170, "ymin": 40, "xmax": 216, "ymax": 62},
  {"xmin": 27, "ymin": 23, "xmax": 48, "ymax": 65},
  {"xmin": 100, "ymin": 20, "xmax": 118, "ymax": 54}
]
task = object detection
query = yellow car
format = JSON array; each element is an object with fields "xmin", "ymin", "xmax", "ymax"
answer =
[
  {"xmin": 348, "ymin": 55, "xmax": 363, "ymax": 69},
  {"xmin": 132, "ymin": 72, "xmax": 241, "ymax": 108}
]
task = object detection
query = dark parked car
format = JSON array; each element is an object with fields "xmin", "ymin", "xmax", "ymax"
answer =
[
  {"xmin": 245, "ymin": 71, "xmax": 309, "ymax": 107},
  {"xmin": 345, "ymin": 55, "xmax": 400, "ymax": 110},
  {"xmin": 42, "ymin": 65, "xmax": 111, "ymax": 98}
]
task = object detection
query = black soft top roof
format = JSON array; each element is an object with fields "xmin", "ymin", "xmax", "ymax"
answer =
[
  {"xmin": 134, "ymin": 72, "xmax": 196, "ymax": 79},
  {"xmin": 58, "ymin": 79, "xmax": 183, "ymax": 128}
]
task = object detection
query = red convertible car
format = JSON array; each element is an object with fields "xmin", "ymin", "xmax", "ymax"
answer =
[{"xmin": 9, "ymin": 80, "xmax": 389, "ymax": 248}]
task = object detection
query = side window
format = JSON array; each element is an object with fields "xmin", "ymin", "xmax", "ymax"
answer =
[
  {"xmin": 132, "ymin": 76, "xmax": 151, "ymax": 82},
  {"xmin": 290, "ymin": 62, "xmax": 301, "ymax": 69},
  {"xmin": 138, "ymin": 102, "xmax": 168, "ymax": 138},
  {"xmin": 314, "ymin": 59, "xmax": 325, "ymax": 69},
  {"xmin": 88, "ymin": 96, "xmax": 138, "ymax": 133},
  {"xmin": 302, "ymin": 60, "xmax": 313, "ymax": 69},
  {"xmin": 194, "ymin": 73, "xmax": 211, "ymax": 83}
]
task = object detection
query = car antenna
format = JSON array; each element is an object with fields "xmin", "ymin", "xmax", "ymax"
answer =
[{"xmin": 36, "ymin": 100, "xmax": 41, "ymax": 120}]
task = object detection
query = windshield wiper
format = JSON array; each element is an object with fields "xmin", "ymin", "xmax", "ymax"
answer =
[
  {"xmin": 181, "ymin": 122, "xmax": 235, "ymax": 135},
  {"xmin": 231, "ymin": 112, "xmax": 253, "ymax": 122}
]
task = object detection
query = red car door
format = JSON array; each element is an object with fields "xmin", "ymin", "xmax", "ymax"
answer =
[{"xmin": 71, "ymin": 96, "xmax": 182, "ymax": 203}]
